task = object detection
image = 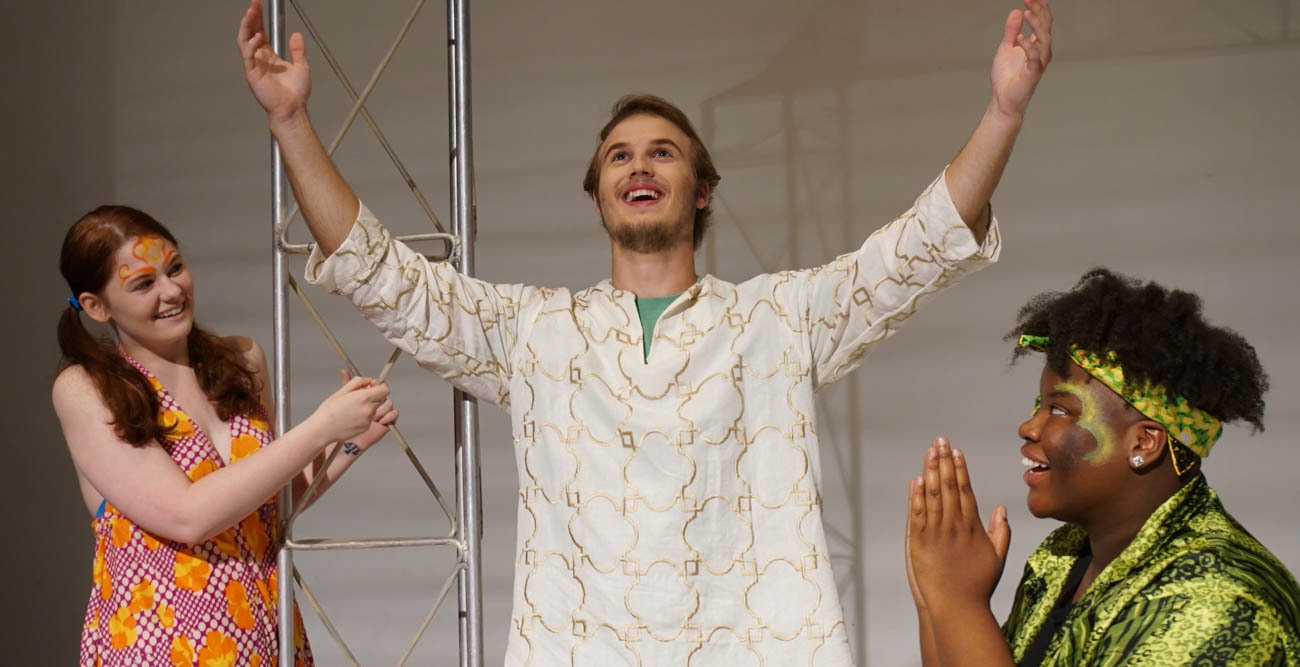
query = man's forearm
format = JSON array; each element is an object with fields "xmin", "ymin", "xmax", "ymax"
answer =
[
  {"xmin": 945, "ymin": 101, "xmax": 1024, "ymax": 244},
  {"xmin": 269, "ymin": 110, "xmax": 360, "ymax": 256}
]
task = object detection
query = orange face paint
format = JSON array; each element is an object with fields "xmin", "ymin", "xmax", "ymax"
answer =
[
  {"xmin": 117, "ymin": 264, "xmax": 155, "ymax": 288},
  {"xmin": 116, "ymin": 236, "xmax": 174, "ymax": 288},
  {"xmin": 132, "ymin": 235, "xmax": 168, "ymax": 263}
]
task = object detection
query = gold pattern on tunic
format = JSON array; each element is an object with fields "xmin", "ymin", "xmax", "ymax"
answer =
[{"xmin": 306, "ymin": 170, "xmax": 1000, "ymax": 665}]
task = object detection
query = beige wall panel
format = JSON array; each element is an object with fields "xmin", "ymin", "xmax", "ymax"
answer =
[{"xmin": 6, "ymin": 2, "xmax": 1296, "ymax": 664}]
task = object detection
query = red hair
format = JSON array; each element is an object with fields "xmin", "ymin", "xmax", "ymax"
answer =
[{"xmin": 58, "ymin": 205, "xmax": 262, "ymax": 446}]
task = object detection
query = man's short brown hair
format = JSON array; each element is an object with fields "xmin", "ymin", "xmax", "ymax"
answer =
[{"xmin": 582, "ymin": 94, "xmax": 722, "ymax": 249}]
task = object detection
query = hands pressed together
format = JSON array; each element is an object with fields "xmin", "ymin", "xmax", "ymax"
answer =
[
  {"xmin": 905, "ymin": 438, "xmax": 1018, "ymax": 666},
  {"xmin": 905, "ymin": 438, "xmax": 1011, "ymax": 617}
]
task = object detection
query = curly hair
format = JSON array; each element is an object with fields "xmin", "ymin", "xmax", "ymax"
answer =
[{"xmin": 1008, "ymin": 268, "xmax": 1267, "ymax": 432}]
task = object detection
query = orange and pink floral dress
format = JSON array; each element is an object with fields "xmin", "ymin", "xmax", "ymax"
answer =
[{"xmin": 79, "ymin": 353, "xmax": 313, "ymax": 666}]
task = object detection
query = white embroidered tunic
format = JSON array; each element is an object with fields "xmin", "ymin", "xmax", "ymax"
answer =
[{"xmin": 306, "ymin": 171, "xmax": 1000, "ymax": 666}]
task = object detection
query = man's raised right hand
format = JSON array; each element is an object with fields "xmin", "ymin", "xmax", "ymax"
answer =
[{"xmin": 237, "ymin": 0, "xmax": 312, "ymax": 126}]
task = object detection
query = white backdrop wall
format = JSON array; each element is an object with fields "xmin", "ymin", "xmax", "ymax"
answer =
[{"xmin": 6, "ymin": 1, "xmax": 1298, "ymax": 665}]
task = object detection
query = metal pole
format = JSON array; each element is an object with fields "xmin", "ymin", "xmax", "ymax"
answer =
[
  {"xmin": 267, "ymin": 1, "xmax": 297, "ymax": 665},
  {"xmin": 264, "ymin": 0, "xmax": 479, "ymax": 660},
  {"xmin": 835, "ymin": 86, "xmax": 866, "ymax": 663},
  {"xmin": 448, "ymin": 0, "xmax": 484, "ymax": 664}
]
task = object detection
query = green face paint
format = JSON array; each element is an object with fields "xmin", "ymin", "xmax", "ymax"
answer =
[{"xmin": 1055, "ymin": 381, "xmax": 1119, "ymax": 465}]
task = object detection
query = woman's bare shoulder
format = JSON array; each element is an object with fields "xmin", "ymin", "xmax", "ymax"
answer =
[
  {"xmin": 51, "ymin": 363, "xmax": 95, "ymax": 405},
  {"xmin": 223, "ymin": 335, "xmax": 267, "ymax": 371}
]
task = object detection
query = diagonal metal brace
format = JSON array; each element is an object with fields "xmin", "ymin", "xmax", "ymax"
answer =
[{"xmin": 285, "ymin": 275, "xmax": 457, "ymax": 530}]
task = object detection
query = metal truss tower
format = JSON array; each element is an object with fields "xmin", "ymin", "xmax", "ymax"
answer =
[{"xmin": 265, "ymin": 0, "xmax": 482, "ymax": 664}]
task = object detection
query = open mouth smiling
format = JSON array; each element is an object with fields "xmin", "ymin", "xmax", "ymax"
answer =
[
  {"xmin": 156, "ymin": 304, "xmax": 185, "ymax": 319},
  {"xmin": 1022, "ymin": 455, "xmax": 1050, "ymax": 472},
  {"xmin": 622, "ymin": 185, "xmax": 664, "ymax": 205},
  {"xmin": 1022, "ymin": 453, "xmax": 1050, "ymax": 484}
]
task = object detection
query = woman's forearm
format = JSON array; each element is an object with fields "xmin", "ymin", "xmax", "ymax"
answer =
[
  {"xmin": 173, "ymin": 418, "xmax": 332, "ymax": 543},
  {"xmin": 291, "ymin": 439, "xmax": 367, "ymax": 510}
]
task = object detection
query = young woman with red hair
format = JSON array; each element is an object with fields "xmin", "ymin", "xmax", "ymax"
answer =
[{"xmin": 55, "ymin": 205, "xmax": 395, "ymax": 665}]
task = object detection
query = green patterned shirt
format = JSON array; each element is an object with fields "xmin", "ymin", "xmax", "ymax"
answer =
[{"xmin": 1002, "ymin": 475, "xmax": 1300, "ymax": 665}]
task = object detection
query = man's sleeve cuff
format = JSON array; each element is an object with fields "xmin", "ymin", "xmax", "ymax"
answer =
[
  {"xmin": 929, "ymin": 166, "xmax": 1002, "ymax": 263},
  {"xmin": 304, "ymin": 201, "xmax": 388, "ymax": 294}
]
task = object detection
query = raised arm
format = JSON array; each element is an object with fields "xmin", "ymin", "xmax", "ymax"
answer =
[
  {"xmin": 946, "ymin": 0, "xmax": 1054, "ymax": 243},
  {"xmin": 54, "ymin": 363, "xmax": 388, "ymax": 545},
  {"xmin": 237, "ymin": 0, "xmax": 358, "ymax": 256}
]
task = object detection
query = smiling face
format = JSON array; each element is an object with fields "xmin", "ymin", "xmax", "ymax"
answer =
[
  {"xmin": 593, "ymin": 114, "xmax": 710, "ymax": 254},
  {"xmin": 83, "ymin": 235, "xmax": 195, "ymax": 350},
  {"xmin": 1018, "ymin": 360, "xmax": 1137, "ymax": 523}
]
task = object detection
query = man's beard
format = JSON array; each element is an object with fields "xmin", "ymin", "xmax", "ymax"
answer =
[
  {"xmin": 603, "ymin": 218, "xmax": 682, "ymax": 254},
  {"xmin": 598, "ymin": 191, "xmax": 694, "ymax": 254}
]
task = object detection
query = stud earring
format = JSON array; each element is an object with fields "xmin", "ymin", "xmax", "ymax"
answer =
[{"xmin": 1131, "ymin": 455, "xmax": 1145, "ymax": 468}]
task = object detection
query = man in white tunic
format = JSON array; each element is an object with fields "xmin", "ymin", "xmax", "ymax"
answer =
[{"xmin": 237, "ymin": 0, "xmax": 1054, "ymax": 663}]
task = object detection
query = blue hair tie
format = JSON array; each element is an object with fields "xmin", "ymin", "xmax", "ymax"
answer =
[{"xmin": 67, "ymin": 297, "xmax": 83, "ymax": 312}]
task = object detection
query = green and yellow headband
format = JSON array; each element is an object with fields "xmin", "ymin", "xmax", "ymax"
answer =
[{"xmin": 1018, "ymin": 334, "xmax": 1223, "ymax": 468}]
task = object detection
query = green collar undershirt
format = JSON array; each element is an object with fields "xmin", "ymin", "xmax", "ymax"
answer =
[
  {"xmin": 634, "ymin": 277, "xmax": 701, "ymax": 361},
  {"xmin": 635, "ymin": 294, "xmax": 679, "ymax": 361}
]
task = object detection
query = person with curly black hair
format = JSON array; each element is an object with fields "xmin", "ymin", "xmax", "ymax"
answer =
[{"xmin": 901, "ymin": 269, "xmax": 1299, "ymax": 666}]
